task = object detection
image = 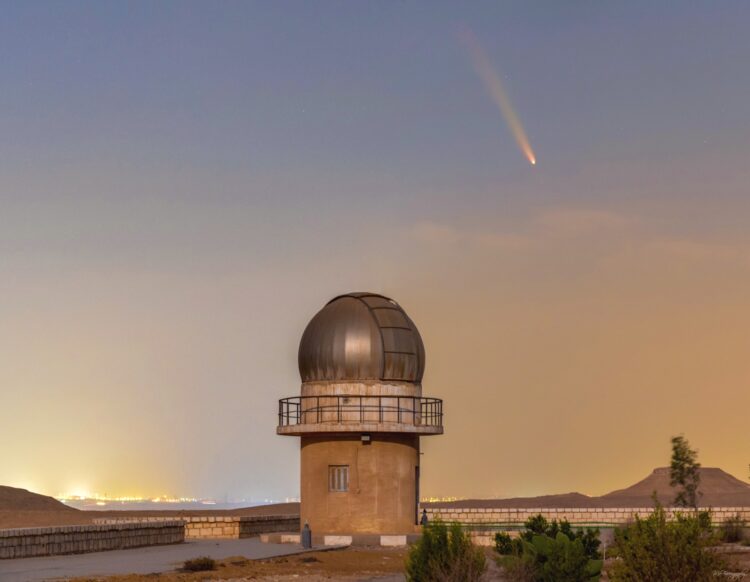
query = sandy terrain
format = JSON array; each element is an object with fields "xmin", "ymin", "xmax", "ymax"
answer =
[
  {"xmin": 0, "ymin": 486, "xmax": 77, "ymax": 513},
  {"xmin": 723, "ymin": 546, "xmax": 750, "ymax": 579}
]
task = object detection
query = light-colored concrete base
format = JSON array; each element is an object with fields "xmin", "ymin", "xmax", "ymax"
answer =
[
  {"xmin": 380, "ymin": 535, "xmax": 407, "ymax": 547},
  {"xmin": 324, "ymin": 535, "xmax": 353, "ymax": 546},
  {"xmin": 261, "ymin": 532, "xmax": 418, "ymax": 547},
  {"xmin": 260, "ymin": 532, "xmax": 301, "ymax": 544}
]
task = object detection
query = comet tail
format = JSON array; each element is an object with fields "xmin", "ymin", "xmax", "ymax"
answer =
[{"xmin": 460, "ymin": 28, "xmax": 536, "ymax": 166}]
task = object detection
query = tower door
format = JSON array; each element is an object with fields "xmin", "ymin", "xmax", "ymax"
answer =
[{"xmin": 415, "ymin": 465, "xmax": 420, "ymax": 525}]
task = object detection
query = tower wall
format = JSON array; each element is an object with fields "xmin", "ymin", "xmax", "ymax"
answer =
[{"xmin": 300, "ymin": 433, "xmax": 419, "ymax": 534}]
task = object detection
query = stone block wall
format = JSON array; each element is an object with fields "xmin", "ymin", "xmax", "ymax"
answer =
[
  {"xmin": 424, "ymin": 506, "xmax": 750, "ymax": 528},
  {"xmin": 426, "ymin": 506, "xmax": 750, "ymax": 547},
  {"xmin": 93, "ymin": 514, "xmax": 300, "ymax": 539},
  {"xmin": 239, "ymin": 515, "xmax": 300, "ymax": 536},
  {"xmin": 185, "ymin": 517, "xmax": 241, "ymax": 538},
  {"xmin": 0, "ymin": 521, "xmax": 184, "ymax": 559}
]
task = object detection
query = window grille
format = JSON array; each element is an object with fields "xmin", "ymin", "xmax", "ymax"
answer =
[{"xmin": 328, "ymin": 465, "xmax": 349, "ymax": 492}]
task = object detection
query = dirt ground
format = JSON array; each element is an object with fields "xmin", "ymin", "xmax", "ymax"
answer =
[
  {"xmin": 597, "ymin": 545, "xmax": 750, "ymax": 581},
  {"xmin": 67, "ymin": 547, "xmax": 410, "ymax": 582},
  {"xmin": 720, "ymin": 546, "xmax": 750, "ymax": 579},
  {"xmin": 62, "ymin": 547, "xmax": 509, "ymax": 582}
]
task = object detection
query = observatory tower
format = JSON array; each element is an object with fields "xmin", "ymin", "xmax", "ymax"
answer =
[{"xmin": 277, "ymin": 292, "xmax": 443, "ymax": 535}]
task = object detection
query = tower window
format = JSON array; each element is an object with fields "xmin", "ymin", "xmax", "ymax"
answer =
[{"xmin": 328, "ymin": 465, "xmax": 349, "ymax": 492}]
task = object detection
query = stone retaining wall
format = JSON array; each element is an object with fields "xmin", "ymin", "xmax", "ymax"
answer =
[
  {"xmin": 424, "ymin": 506, "xmax": 750, "ymax": 528},
  {"xmin": 0, "ymin": 521, "xmax": 184, "ymax": 559},
  {"xmin": 93, "ymin": 514, "xmax": 300, "ymax": 539},
  {"xmin": 425, "ymin": 506, "xmax": 750, "ymax": 547}
]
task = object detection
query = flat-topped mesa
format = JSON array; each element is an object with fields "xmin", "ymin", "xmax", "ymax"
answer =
[{"xmin": 277, "ymin": 292, "xmax": 445, "ymax": 535}]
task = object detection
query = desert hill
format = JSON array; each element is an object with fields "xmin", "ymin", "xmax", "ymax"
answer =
[
  {"xmin": 426, "ymin": 467, "xmax": 750, "ymax": 509},
  {"xmin": 0, "ymin": 495, "xmax": 299, "ymax": 529},
  {"xmin": 428, "ymin": 491, "xmax": 595, "ymax": 509},
  {"xmin": 601, "ymin": 467, "xmax": 750, "ymax": 507},
  {"xmin": 0, "ymin": 485, "xmax": 77, "ymax": 512}
]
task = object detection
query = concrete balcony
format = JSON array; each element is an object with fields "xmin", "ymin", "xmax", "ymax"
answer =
[{"xmin": 276, "ymin": 395, "xmax": 443, "ymax": 436}]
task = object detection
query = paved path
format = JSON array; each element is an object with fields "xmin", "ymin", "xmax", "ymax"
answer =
[{"xmin": 0, "ymin": 538, "xmax": 312, "ymax": 582}]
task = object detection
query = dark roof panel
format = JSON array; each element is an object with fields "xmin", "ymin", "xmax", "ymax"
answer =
[{"xmin": 372, "ymin": 308, "xmax": 411, "ymax": 328}]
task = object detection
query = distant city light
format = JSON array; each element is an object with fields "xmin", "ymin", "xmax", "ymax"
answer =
[
  {"xmin": 55, "ymin": 492, "xmax": 301, "ymax": 506},
  {"xmin": 57, "ymin": 492, "xmax": 199, "ymax": 504},
  {"xmin": 421, "ymin": 496, "xmax": 461, "ymax": 503}
]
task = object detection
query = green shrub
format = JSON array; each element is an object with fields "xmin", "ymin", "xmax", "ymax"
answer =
[
  {"xmin": 182, "ymin": 556, "xmax": 217, "ymax": 571},
  {"xmin": 609, "ymin": 503, "xmax": 723, "ymax": 582},
  {"xmin": 495, "ymin": 531, "xmax": 521, "ymax": 555},
  {"xmin": 522, "ymin": 514, "xmax": 552, "ymax": 537},
  {"xmin": 501, "ymin": 551, "xmax": 538, "ymax": 582},
  {"xmin": 720, "ymin": 513, "xmax": 746, "ymax": 543},
  {"xmin": 405, "ymin": 520, "xmax": 486, "ymax": 582},
  {"xmin": 496, "ymin": 515, "xmax": 602, "ymax": 582},
  {"xmin": 518, "ymin": 514, "xmax": 601, "ymax": 560},
  {"xmin": 498, "ymin": 533, "xmax": 602, "ymax": 582}
]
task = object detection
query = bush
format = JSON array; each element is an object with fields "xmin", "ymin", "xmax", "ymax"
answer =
[
  {"xmin": 498, "ymin": 533, "xmax": 602, "ymax": 582},
  {"xmin": 518, "ymin": 515, "xmax": 601, "ymax": 560},
  {"xmin": 182, "ymin": 556, "xmax": 217, "ymax": 571},
  {"xmin": 405, "ymin": 520, "xmax": 486, "ymax": 582},
  {"xmin": 496, "ymin": 515, "xmax": 602, "ymax": 582},
  {"xmin": 501, "ymin": 551, "xmax": 538, "ymax": 582},
  {"xmin": 720, "ymin": 513, "xmax": 746, "ymax": 543},
  {"xmin": 495, "ymin": 531, "xmax": 521, "ymax": 555},
  {"xmin": 609, "ymin": 503, "xmax": 723, "ymax": 582}
]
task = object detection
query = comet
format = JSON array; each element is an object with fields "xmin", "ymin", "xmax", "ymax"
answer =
[{"xmin": 459, "ymin": 27, "xmax": 537, "ymax": 166}]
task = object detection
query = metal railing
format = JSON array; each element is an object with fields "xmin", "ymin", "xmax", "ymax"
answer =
[{"xmin": 278, "ymin": 395, "xmax": 442, "ymax": 428}]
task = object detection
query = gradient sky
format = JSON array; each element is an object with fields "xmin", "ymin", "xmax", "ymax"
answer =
[{"xmin": 2, "ymin": 1, "xmax": 750, "ymax": 501}]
